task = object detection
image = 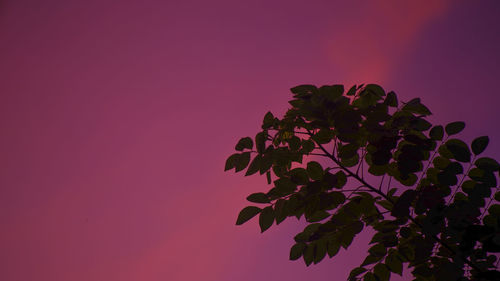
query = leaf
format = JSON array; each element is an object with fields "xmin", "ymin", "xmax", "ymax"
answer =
[
  {"xmin": 290, "ymin": 243, "xmax": 306, "ymax": 260},
  {"xmin": 368, "ymin": 243, "xmax": 387, "ymax": 257},
  {"xmin": 255, "ymin": 132, "xmax": 267, "ymax": 153},
  {"xmin": 384, "ymin": 91, "xmax": 398, "ymax": 107},
  {"xmin": 314, "ymin": 239, "xmax": 327, "ymax": 264},
  {"xmin": 307, "ymin": 161, "xmax": 324, "ymax": 180},
  {"xmin": 363, "ymin": 272, "xmax": 376, "ymax": 281},
  {"xmin": 246, "ymin": 192, "xmax": 270, "ymax": 203},
  {"xmin": 262, "ymin": 112, "xmax": 275, "ymax": 129},
  {"xmin": 349, "ymin": 267, "xmax": 367, "ymax": 280},
  {"xmin": 335, "ymin": 171, "xmax": 347, "ymax": 188},
  {"xmin": 445, "ymin": 121, "xmax": 465, "ymax": 135},
  {"xmin": 446, "ymin": 139, "xmax": 471, "ymax": 162},
  {"xmin": 385, "ymin": 253, "xmax": 403, "ymax": 275},
  {"xmin": 245, "ymin": 154, "xmax": 261, "ymax": 176},
  {"xmin": 429, "ymin": 125, "xmax": 444, "ymax": 140},
  {"xmin": 235, "ymin": 137, "xmax": 253, "ymax": 151},
  {"xmin": 236, "ymin": 206, "xmax": 261, "ymax": 225},
  {"xmin": 365, "ymin": 84, "xmax": 386, "ymax": 97},
  {"xmin": 259, "ymin": 206, "xmax": 274, "ymax": 232},
  {"xmin": 471, "ymin": 136, "xmax": 489, "ymax": 155},
  {"xmin": 374, "ymin": 263, "xmax": 390, "ymax": 281},
  {"xmin": 362, "ymin": 254, "xmax": 383, "ymax": 266},
  {"xmin": 303, "ymin": 244, "xmax": 315, "ymax": 266},
  {"xmin": 402, "ymin": 98, "xmax": 432, "ymax": 116},
  {"xmin": 235, "ymin": 152, "xmax": 251, "ymax": 172},
  {"xmin": 224, "ymin": 153, "xmax": 239, "ymax": 171},
  {"xmin": 290, "ymin": 168, "xmax": 309, "ymax": 184},
  {"xmin": 327, "ymin": 238, "xmax": 340, "ymax": 257},
  {"xmin": 475, "ymin": 157, "xmax": 500, "ymax": 172},
  {"xmin": 391, "ymin": 190, "xmax": 417, "ymax": 218}
]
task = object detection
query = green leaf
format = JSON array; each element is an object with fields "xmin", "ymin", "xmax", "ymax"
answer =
[
  {"xmin": 262, "ymin": 112, "xmax": 275, "ymax": 129},
  {"xmin": 402, "ymin": 98, "xmax": 432, "ymax": 116},
  {"xmin": 255, "ymin": 132, "xmax": 267, "ymax": 153},
  {"xmin": 429, "ymin": 125, "xmax": 444, "ymax": 141},
  {"xmin": 385, "ymin": 253, "xmax": 403, "ymax": 275},
  {"xmin": 446, "ymin": 139, "xmax": 471, "ymax": 162},
  {"xmin": 327, "ymin": 238, "xmax": 340, "ymax": 257},
  {"xmin": 235, "ymin": 137, "xmax": 253, "ymax": 151},
  {"xmin": 290, "ymin": 243, "xmax": 306, "ymax": 260},
  {"xmin": 362, "ymin": 254, "xmax": 383, "ymax": 266},
  {"xmin": 225, "ymin": 153, "xmax": 239, "ymax": 171},
  {"xmin": 368, "ymin": 243, "xmax": 387, "ymax": 257},
  {"xmin": 320, "ymin": 85, "xmax": 343, "ymax": 101},
  {"xmin": 374, "ymin": 263, "xmax": 390, "ymax": 281},
  {"xmin": 335, "ymin": 171, "xmax": 347, "ymax": 188},
  {"xmin": 259, "ymin": 206, "xmax": 274, "ymax": 232},
  {"xmin": 349, "ymin": 267, "xmax": 367, "ymax": 280},
  {"xmin": 445, "ymin": 121, "xmax": 465, "ymax": 135},
  {"xmin": 303, "ymin": 244, "xmax": 315, "ymax": 266},
  {"xmin": 365, "ymin": 84, "xmax": 386, "ymax": 97},
  {"xmin": 307, "ymin": 161, "xmax": 324, "ymax": 180},
  {"xmin": 246, "ymin": 192, "xmax": 270, "ymax": 203},
  {"xmin": 274, "ymin": 199, "xmax": 287, "ymax": 224},
  {"xmin": 475, "ymin": 157, "xmax": 500, "ymax": 172},
  {"xmin": 236, "ymin": 206, "xmax": 262, "ymax": 225},
  {"xmin": 235, "ymin": 152, "xmax": 251, "ymax": 172},
  {"xmin": 307, "ymin": 210, "xmax": 330, "ymax": 222},
  {"xmin": 290, "ymin": 84, "xmax": 317, "ymax": 96},
  {"xmin": 290, "ymin": 168, "xmax": 309, "ymax": 184},
  {"xmin": 245, "ymin": 154, "xmax": 261, "ymax": 176},
  {"xmin": 471, "ymin": 136, "xmax": 489, "ymax": 155},
  {"xmin": 314, "ymin": 239, "xmax": 327, "ymax": 264}
]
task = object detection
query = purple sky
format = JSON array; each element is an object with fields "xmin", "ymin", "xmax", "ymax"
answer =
[{"xmin": 1, "ymin": 1, "xmax": 499, "ymax": 280}]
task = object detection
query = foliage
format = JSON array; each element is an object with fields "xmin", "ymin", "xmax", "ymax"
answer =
[{"xmin": 225, "ymin": 84, "xmax": 500, "ymax": 280}]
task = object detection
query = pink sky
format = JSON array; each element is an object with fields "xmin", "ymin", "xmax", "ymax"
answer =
[{"xmin": 1, "ymin": 1, "xmax": 499, "ymax": 280}]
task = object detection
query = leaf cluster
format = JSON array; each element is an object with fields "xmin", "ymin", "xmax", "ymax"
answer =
[{"xmin": 226, "ymin": 84, "xmax": 500, "ymax": 281}]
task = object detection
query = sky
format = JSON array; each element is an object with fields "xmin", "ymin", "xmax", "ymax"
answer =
[{"xmin": 0, "ymin": 1, "xmax": 499, "ymax": 280}]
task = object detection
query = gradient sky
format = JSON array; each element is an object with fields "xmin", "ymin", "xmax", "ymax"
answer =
[{"xmin": 1, "ymin": 1, "xmax": 499, "ymax": 281}]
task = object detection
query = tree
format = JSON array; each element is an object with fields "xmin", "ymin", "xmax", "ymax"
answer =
[{"xmin": 225, "ymin": 84, "xmax": 500, "ymax": 281}]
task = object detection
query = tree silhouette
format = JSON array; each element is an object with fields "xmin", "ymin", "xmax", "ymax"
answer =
[{"xmin": 225, "ymin": 84, "xmax": 500, "ymax": 281}]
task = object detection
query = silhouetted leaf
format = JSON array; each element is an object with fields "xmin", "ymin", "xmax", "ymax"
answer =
[
  {"xmin": 259, "ymin": 206, "xmax": 274, "ymax": 232},
  {"xmin": 385, "ymin": 253, "xmax": 403, "ymax": 275},
  {"xmin": 402, "ymin": 98, "xmax": 432, "ymax": 116},
  {"xmin": 391, "ymin": 190, "xmax": 417, "ymax": 218},
  {"xmin": 245, "ymin": 154, "xmax": 261, "ymax": 176},
  {"xmin": 471, "ymin": 136, "xmax": 489, "ymax": 155},
  {"xmin": 429, "ymin": 125, "xmax": 444, "ymax": 140},
  {"xmin": 262, "ymin": 112, "xmax": 275, "ymax": 129},
  {"xmin": 255, "ymin": 132, "xmax": 266, "ymax": 153},
  {"xmin": 236, "ymin": 206, "xmax": 261, "ymax": 225},
  {"xmin": 235, "ymin": 152, "xmax": 251, "ymax": 172},
  {"xmin": 235, "ymin": 137, "xmax": 253, "ymax": 151},
  {"xmin": 374, "ymin": 263, "xmax": 390, "ymax": 281},
  {"xmin": 303, "ymin": 244, "xmax": 315, "ymax": 266},
  {"xmin": 445, "ymin": 121, "xmax": 465, "ymax": 135},
  {"xmin": 290, "ymin": 168, "xmax": 309, "ymax": 184},
  {"xmin": 446, "ymin": 139, "xmax": 471, "ymax": 162},
  {"xmin": 307, "ymin": 161, "xmax": 323, "ymax": 180},
  {"xmin": 290, "ymin": 243, "xmax": 306, "ymax": 260},
  {"xmin": 246, "ymin": 192, "xmax": 269, "ymax": 203},
  {"xmin": 225, "ymin": 153, "xmax": 239, "ymax": 171},
  {"xmin": 475, "ymin": 157, "xmax": 500, "ymax": 172},
  {"xmin": 349, "ymin": 267, "xmax": 367, "ymax": 280},
  {"xmin": 384, "ymin": 91, "xmax": 398, "ymax": 107},
  {"xmin": 363, "ymin": 272, "xmax": 376, "ymax": 281}
]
